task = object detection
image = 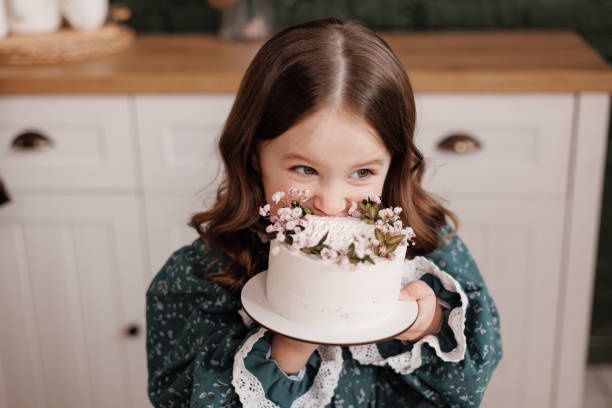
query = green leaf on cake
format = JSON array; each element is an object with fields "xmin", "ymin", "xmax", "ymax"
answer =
[
  {"xmin": 367, "ymin": 205, "xmax": 377, "ymax": 220},
  {"xmin": 363, "ymin": 255, "xmax": 375, "ymax": 265},
  {"xmin": 386, "ymin": 242, "xmax": 400, "ymax": 255},
  {"xmin": 375, "ymin": 228, "xmax": 385, "ymax": 243},
  {"xmin": 359, "ymin": 198, "xmax": 380, "ymax": 224},
  {"xmin": 358, "ymin": 201, "xmax": 368, "ymax": 214},
  {"xmin": 300, "ymin": 231, "xmax": 330, "ymax": 256},
  {"xmin": 386, "ymin": 233, "xmax": 404, "ymax": 246}
]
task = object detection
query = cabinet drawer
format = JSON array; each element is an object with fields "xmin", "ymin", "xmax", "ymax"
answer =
[
  {"xmin": 135, "ymin": 95, "xmax": 234, "ymax": 193},
  {"xmin": 415, "ymin": 94, "xmax": 574, "ymax": 198},
  {"xmin": 0, "ymin": 96, "xmax": 138, "ymax": 191}
]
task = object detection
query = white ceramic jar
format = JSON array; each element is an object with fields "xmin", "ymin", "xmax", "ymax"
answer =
[
  {"xmin": 59, "ymin": 0, "xmax": 108, "ymax": 31},
  {"xmin": 6, "ymin": 0, "xmax": 61, "ymax": 35},
  {"xmin": 0, "ymin": 0, "xmax": 8, "ymax": 38}
]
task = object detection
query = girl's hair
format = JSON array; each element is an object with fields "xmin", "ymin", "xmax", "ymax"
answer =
[{"xmin": 189, "ymin": 18, "xmax": 458, "ymax": 293}]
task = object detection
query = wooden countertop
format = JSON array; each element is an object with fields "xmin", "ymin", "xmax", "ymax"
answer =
[{"xmin": 1, "ymin": 30, "xmax": 611, "ymax": 94}]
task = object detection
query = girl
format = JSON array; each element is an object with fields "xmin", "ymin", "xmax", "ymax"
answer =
[{"xmin": 147, "ymin": 18, "xmax": 501, "ymax": 407}]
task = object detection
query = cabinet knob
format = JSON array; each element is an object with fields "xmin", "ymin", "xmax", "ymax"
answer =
[
  {"xmin": 437, "ymin": 132, "xmax": 481, "ymax": 154},
  {"xmin": 124, "ymin": 323, "xmax": 141, "ymax": 338},
  {"xmin": 11, "ymin": 130, "xmax": 53, "ymax": 151}
]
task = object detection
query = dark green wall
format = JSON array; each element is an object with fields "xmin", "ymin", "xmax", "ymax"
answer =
[
  {"xmin": 112, "ymin": 0, "xmax": 611, "ymax": 59},
  {"xmin": 111, "ymin": 0, "xmax": 612, "ymax": 363}
]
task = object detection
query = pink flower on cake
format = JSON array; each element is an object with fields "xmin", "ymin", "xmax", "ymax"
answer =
[
  {"xmin": 320, "ymin": 248, "xmax": 337, "ymax": 260},
  {"xmin": 287, "ymin": 186, "xmax": 310, "ymax": 203},
  {"xmin": 348, "ymin": 201, "xmax": 362, "ymax": 217},
  {"xmin": 339, "ymin": 256, "xmax": 349, "ymax": 267},
  {"xmin": 271, "ymin": 191, "xmax": 285, "ymax": 203},
  {"xmin": 259, "ymin": 204, "xmax": 271, "ymax": 217}
]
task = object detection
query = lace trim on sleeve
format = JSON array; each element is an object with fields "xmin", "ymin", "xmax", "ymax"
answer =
[
  {"xmin": 232, "ymin": 327, "xmax": 344, "ymax": 408},
  {"xmin": 349, "ymin": 256, "xmax": 468, "ymax": 375},
  {"xmin": 291, "ymin": 344, "xmax": 343, "ymax": 408}
]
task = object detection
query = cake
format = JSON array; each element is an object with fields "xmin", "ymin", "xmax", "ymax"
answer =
[{"xmin": 259, "ymin": 192, "xmax": 415, "ymax": 330}]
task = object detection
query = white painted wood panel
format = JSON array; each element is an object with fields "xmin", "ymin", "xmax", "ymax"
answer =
[
  {"xmin": 135, "ymin": 95, "xmax": 234, "ymax": 194},
  {"xmin": 144, "ymin": 194, "xmax": 207, "ymax": 276},
  {"xmin": 0, "ymin": 359, "xmax": 7, "ymax": 408},
  {"xmin": 415, "ymin": 94, "xmax": 574, "ymax": 198},
  {"xmin": 0, "ymin": 96, "xmax": 139, "ymax": 192},
  {"xmin": 555, "ymin": 93, "xmax": 611, "ymax": 408},
  {"xmin": 0, "ymin": 195, "xmax": 149, "ymax": 408},
  {"xmin": 443, "ymin": 196, "xmax": 565, "ymax": 408}
]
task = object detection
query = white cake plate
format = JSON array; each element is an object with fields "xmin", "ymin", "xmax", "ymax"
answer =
[{"xmin": 241, "ymin": 270, "xmax": 419, "ymax": 346}]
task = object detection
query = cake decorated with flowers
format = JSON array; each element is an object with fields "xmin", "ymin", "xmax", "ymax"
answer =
[{"xmin": 259, "ymin": 189, "xmax": 415, "ymax": 330}]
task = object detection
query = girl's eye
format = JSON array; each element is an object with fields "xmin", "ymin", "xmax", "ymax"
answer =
[
  {"xmin": 292, "ymin": 165, "xmax": 317, "ymax": 176},
  {"xmin": 350, "ymin": 169, "xmax": 372, "ymax": 179}
]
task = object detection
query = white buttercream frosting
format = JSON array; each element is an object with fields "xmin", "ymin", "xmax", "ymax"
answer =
[
  {"xmin": 266, "ymin": 215, "xmax": 408, "ymax": 329},
  {"xmin": 288, "ymin": 215, "xmax": 375, "ymax": 257}
]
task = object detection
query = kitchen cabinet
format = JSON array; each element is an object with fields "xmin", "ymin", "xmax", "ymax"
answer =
[
  {"xmin": 0, "ymin": 195, "xmax": 147, "ymax": 408},
  {"xmin": 0, "ymin": 96, "xmax": 149, "ymax": 407},
  {"xmin": 0, "ymin": 31, "xmax": 610, "ymax": 408}
]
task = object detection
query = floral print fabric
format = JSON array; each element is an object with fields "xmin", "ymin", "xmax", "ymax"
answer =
[{"xmin": 146, "ymin": 223, "xmax": 502, "ymax": 407}]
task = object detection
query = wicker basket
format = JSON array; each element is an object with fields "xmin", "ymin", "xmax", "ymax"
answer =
[{"xmin": 0, "ymin": 23, "xmax": 134, "ymax": 65}]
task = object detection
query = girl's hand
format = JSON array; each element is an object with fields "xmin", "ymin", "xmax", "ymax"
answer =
[
  {"xmin": 394, "ymin": 280, "xmax": 443, "ymax": 341},
  {"xmin": 270, "ymin": 333, "xmax": 320, "ymax": 374}
]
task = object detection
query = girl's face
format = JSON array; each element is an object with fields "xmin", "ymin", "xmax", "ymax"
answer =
[{"xmin": 257, "ymin": 107, "xmax": 392, "ymax": 217}]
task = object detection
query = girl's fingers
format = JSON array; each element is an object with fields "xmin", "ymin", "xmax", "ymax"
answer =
[
  {"xmin": 399, "ymin": 280, "xmax": 434, "ymax": 301},
  {"xmin": 395, "ymin": 285, "xmax": 437, "ymax": 341}
]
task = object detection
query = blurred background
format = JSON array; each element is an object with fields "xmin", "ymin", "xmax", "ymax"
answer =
[{"xmin": 0, "ymin": 0, "xmax": 611, "ymax": 407}]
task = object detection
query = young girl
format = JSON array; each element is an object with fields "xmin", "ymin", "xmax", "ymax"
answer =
[{"xmin": 147, "ymin": 18, "xmax": 501, "ymax": 407}]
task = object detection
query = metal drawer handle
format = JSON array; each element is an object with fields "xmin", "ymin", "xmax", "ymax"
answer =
[
  {"xmin": 11, "ymin": 130, "xmax": 54, "ymax": 151},
  {"xmin": 437, "ymin": 132, "xmax": 481, "ymax": 154},
  {"xmin": 124, "ymin": 323, "xmax": 141, "ymax": 338}
]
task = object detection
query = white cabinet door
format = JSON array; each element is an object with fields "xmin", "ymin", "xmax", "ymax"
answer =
[
  {"xmin": 0, "ymin": 195, "xmax": 149, "ymax": 408},
  {"xmin": 144, "ymin": 194, "xmax": 204, "ymax": 277},
  {"xmin": 443, "ymin": 196, "xmax": 566, "ymax": 408}
]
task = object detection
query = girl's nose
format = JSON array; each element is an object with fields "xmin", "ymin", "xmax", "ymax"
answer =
[{"xmin": 312, "ymin": 188, "xmax": 348, "ymax": 217}]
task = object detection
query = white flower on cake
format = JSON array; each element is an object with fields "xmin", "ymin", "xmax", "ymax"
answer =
[
  {"xmin": 259, "ymin": 190, "xmax": 416, "ymax": 267},
  {"xmin": 271, "ymin": 191, "xmax": 285, "ymax": 203}
]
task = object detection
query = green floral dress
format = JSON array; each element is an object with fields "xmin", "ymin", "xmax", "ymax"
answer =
[{"xmin": 146, "ymin": 223, "xmax": 502, "ymax": 407}]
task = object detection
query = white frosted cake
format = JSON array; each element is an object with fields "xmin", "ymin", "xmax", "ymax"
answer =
[{"xmin": 259, "ymin": 193, "xmax": 415, "ymax": 330}]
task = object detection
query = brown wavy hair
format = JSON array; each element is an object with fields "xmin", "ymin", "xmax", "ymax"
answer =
[{"xmin": 189, "ymin": 18, "xmax": 458, "ymax": 293}]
